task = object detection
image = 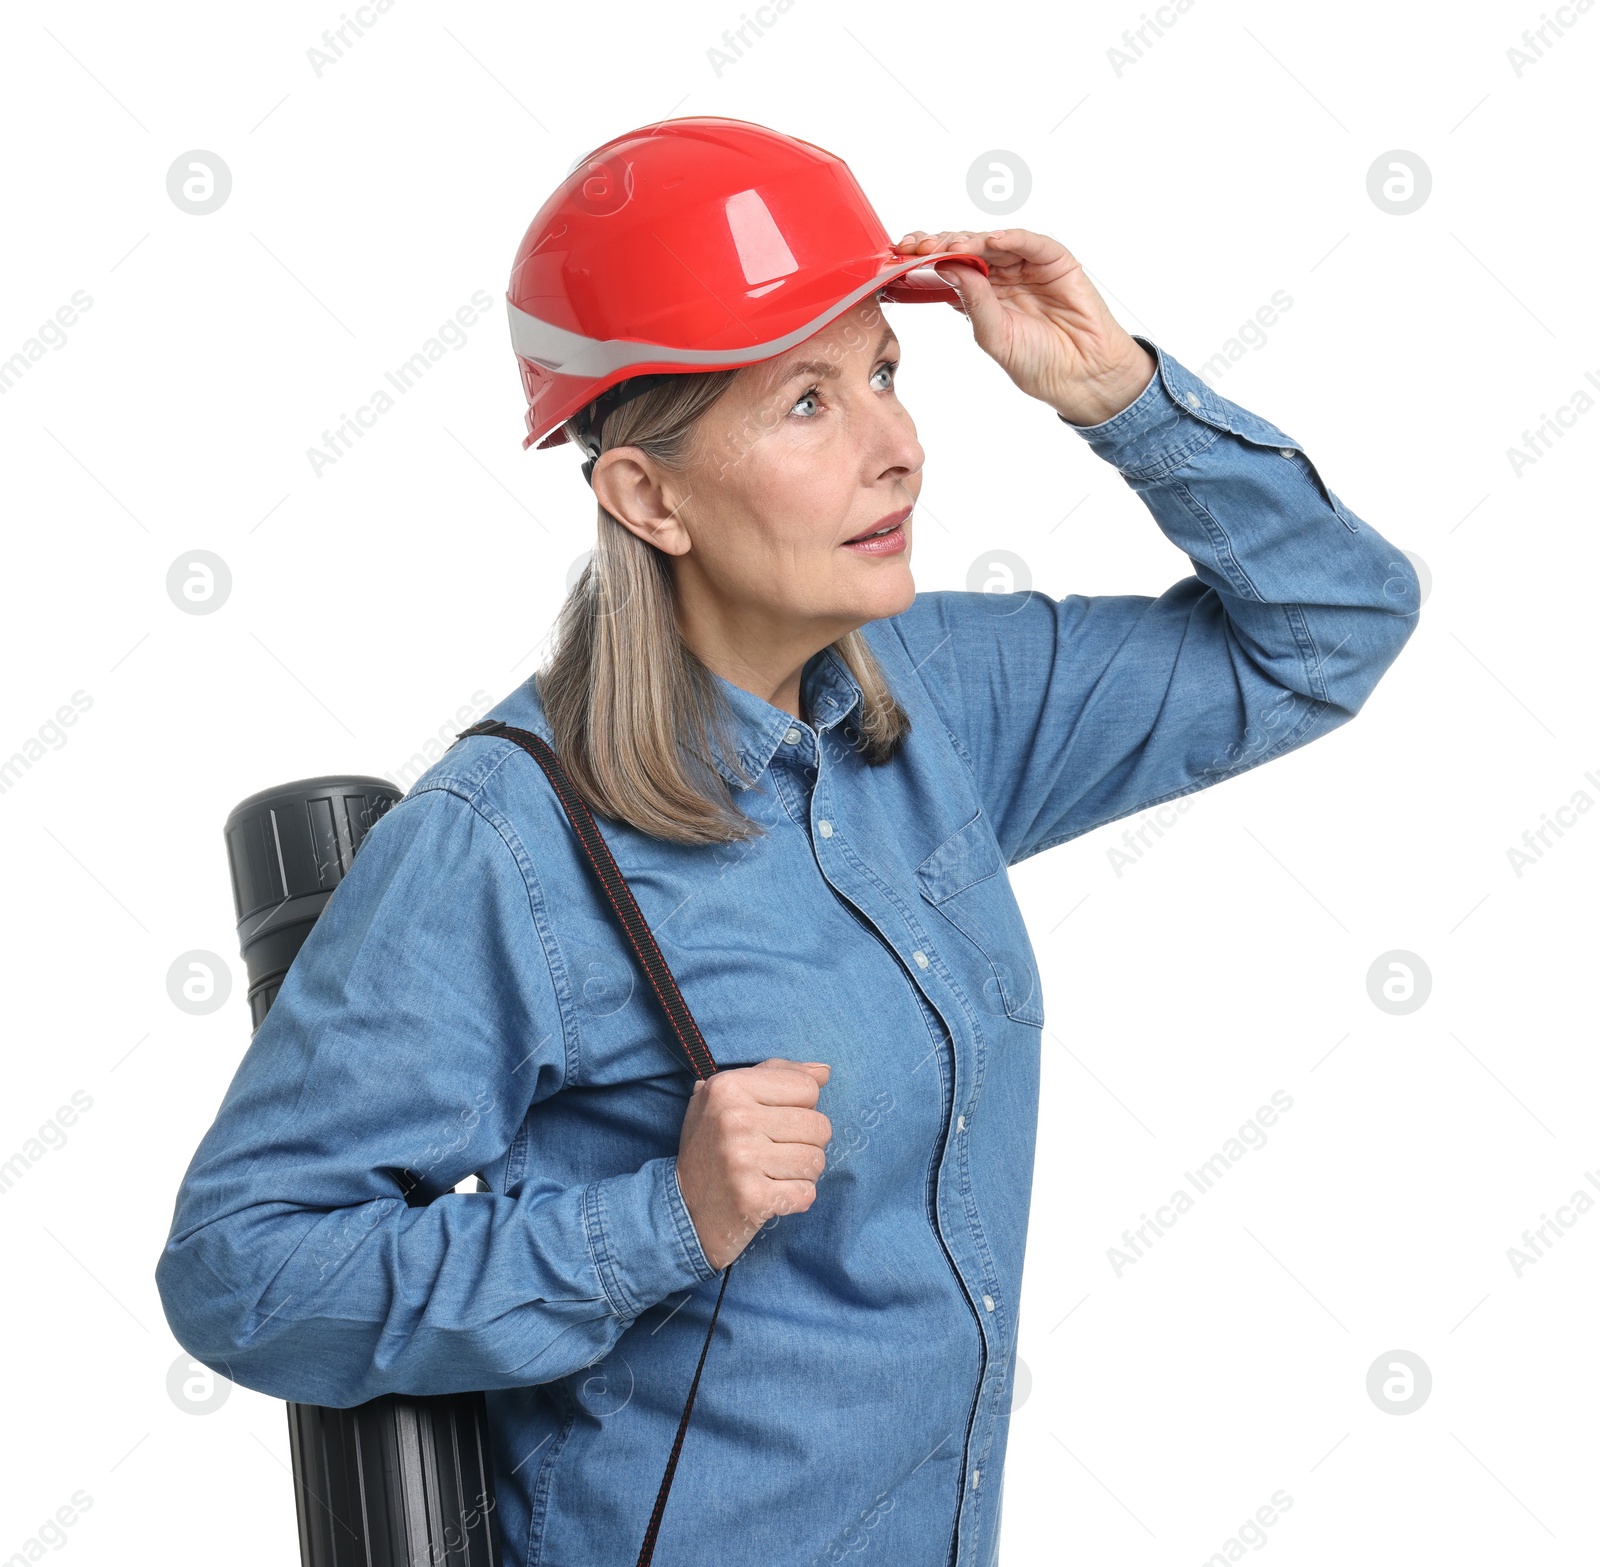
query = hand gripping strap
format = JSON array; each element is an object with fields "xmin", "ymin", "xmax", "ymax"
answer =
[{"xmin": 451, "ymin": 717, "xmax": 733, "ymax": 1567}]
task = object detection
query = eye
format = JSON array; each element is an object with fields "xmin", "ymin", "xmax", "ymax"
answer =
[{"xmin": 787, "ymin": 359, "xmax": 899, "ymax": 419}]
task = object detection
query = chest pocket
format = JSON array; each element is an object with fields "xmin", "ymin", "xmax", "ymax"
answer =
[{"xmin": 916, "ymin": 809, "xmax": 1045, "ymax": 1028}]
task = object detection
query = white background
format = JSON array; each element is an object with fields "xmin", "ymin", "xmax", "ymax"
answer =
[{"xmin": 2, "ymin": 0, "xmax": 1596, "ymax": 1561}]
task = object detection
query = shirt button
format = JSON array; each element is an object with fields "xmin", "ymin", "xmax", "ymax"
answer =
[
  {"xmin": 983, "ymin": 1293, "xmax": 995, "ymax": 1312},
  {"xmin": 956, "ymin": 1114, "xmax": 965, "ymax": 1131},
  {"xmin": 971, "ymin": 1469, "xmax": 981, "ymax": 1488},
  {"xmin": 913, "ymin": 950, "xmax": 929, "ymax": 969},
  {"xmin": 1279, "ymin": 447, "xmax": 1295, "ymax": 458},
  {"xmin": 1185, "ymin": 390, "xmax": 1200, "ymax": 407},
  {"xmin": 817, "ymin": 819, "xmax": 833, "ymax": 838},
  {"xmin": 784, "ymin": 727, "xmax": 802, "ymax": 744}
]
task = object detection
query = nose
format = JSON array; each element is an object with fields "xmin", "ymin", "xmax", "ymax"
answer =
[{"xmin": 862, "ymin": 393, "xmax": 923, "ymax": 490}]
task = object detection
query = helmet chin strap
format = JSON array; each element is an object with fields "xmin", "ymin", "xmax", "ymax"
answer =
[{"xmin": 578, "ymin": 373, "xmax": 677, "ymax": 487}]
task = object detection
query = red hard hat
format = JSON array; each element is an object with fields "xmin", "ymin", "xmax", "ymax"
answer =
[{"xmin": 506, "ymin": 116, "xmax": 990, "ymax": 452}]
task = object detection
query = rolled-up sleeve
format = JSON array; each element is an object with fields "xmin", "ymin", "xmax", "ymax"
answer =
[
  {"xmin": 889, "ymin": 333, "xmax": 1421, "ymax": 865},
  {"xmin": 154, "ymin": 782, "xmax": 719, "ymax": 1408}
]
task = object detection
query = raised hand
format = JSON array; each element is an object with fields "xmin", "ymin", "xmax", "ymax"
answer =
[{"xmin": 896, "ymin": 227, "xmax": 1157, "ymax": 427}]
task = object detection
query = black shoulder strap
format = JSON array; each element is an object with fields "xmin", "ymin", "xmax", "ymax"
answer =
[{"xmin": 451, "ymin": 717, "xmax": 733, "ymax": 1567}]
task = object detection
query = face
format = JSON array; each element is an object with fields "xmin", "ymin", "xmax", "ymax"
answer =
[{"xmin": 595, "ymin": 298, "xmax": 923, "ymax": 663}]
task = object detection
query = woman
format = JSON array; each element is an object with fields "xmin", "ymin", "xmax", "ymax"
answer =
[{"xmin": 156, "ymin": 118, "xmax": 1419, "ymax": 1567}]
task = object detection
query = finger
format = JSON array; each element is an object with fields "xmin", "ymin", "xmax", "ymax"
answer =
[
  {"xmin": 983, "ymin": 227, "xmax": 1077, "ymax": 270},
  {"xmin": 760, "ymin": 1178, "xmax": 819, "ymax": 1216},
  {"xmin": 758, "ymin": 1106, "xmax": 833, "ymax": 1147},
  {"xmin": 762, "ymin": 1142, "xmax": 827, "ymax": 1183},
  {"xmin": 905, "ymin": 230, "xmax": 1001, "ymax": 260},
  {"xmin": 745, "ymin": 1063, "xmax": 829, "ymax": 1105},
  {"xmin": 755, "ymin": 1062, "xmax": 832, "ymax": 1082},
  {"xmin": 934, "ymin": 260, "xmax": 1007, "ymax": 346},
  {"xmin": 754, "ymin": 1057, "xmax": 830, "ymax": 1079}
]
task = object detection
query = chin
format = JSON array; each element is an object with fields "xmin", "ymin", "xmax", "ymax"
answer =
[{"xmin": 859, "ymin": 567, "xmax": 917, "ymax": 623}]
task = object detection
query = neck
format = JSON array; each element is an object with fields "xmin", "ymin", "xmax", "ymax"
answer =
[
  {"xmin": 673, "ymin": 588, "xmax": 850, "ymax": 724},
  {"xmin": 684, "ymin": 624, "xmax": 829, "ymax": 722}
]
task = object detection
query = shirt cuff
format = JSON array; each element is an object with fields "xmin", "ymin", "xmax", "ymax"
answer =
[
  {"xmin": 583, "ymin": 1155, "xmax": 721, "ymax": 1320},
  {"xmin": 1059, "ymin": 332, "xmax": 1323, "ymax": 484},
  {"xmin": 1055, "ymin": 333, "xmax": 1220, "ymax": 476},
  {"xmin": 1059, "ymin": 337, "xmax": 1162, "ymax": 430}
]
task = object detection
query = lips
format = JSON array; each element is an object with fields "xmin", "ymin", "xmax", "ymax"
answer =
[{"xmin": 844, "ymin": 506, "xmax": 912, "ymax": 544}]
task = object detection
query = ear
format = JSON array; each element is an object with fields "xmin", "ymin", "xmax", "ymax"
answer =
[{"xmin": 591, "ymin": 447, "xmax": 692, "ymax": 557}]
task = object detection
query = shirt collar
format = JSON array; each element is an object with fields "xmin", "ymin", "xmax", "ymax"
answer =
[{"xmin": 706, "ymin": 646, "xmax": 864, "ymax": 788}]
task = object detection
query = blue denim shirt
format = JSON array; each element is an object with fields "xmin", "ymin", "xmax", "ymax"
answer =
[{"xmin": 156, "ymin": 335, "xmax": 1419, "ymax": 1567}]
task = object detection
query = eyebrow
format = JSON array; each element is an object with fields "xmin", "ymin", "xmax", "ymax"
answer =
[{"xmin": 771, "ymin": 326, "xmax": 897, "ymax": 386}]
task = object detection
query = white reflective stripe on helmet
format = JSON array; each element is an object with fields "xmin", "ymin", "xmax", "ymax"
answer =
[{"xmin": 505, "ymin": 261, "xmax": 947, "ymax": 380}]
